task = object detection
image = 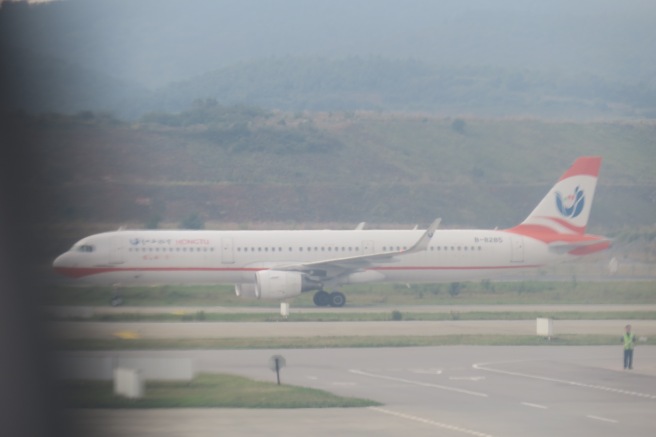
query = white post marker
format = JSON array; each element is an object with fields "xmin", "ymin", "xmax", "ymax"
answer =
[
  {"xmin": 113, "ymin": 368, "xmax": 144, "ymax": 399},
  {"xmin": 280, "ymin": 302, "xmax": 290, "ymax": 319},
  {"xmin": 537, "ymin": 317, "xmax": 553, "ymax": 339}
]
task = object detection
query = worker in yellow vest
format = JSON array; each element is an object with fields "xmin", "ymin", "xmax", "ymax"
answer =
[{"xmin": 623, "ymin": 324, "xmax": 635, "ymax": 370}]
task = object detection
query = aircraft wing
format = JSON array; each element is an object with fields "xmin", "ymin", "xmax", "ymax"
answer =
[{"xmin": 275, "ymin": 218, "xmax": 441, "ymax": 279}]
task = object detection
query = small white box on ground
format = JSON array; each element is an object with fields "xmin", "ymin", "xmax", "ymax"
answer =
[
  {"xmin": 280, "ymin": 302, "xmax": 290, "ymax": 318},
  {"xmin": 114, "ymin": 368, "xmax": 144, "ymax": 399},
  {"xmin": 536, "ymin": 318, "xmax": 553, "ymax": 337}
]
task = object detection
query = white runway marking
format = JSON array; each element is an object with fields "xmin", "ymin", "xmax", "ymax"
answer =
[
  {"xmin": 586, "ymin": 415, "xmax": 618, "ymax": 424},
  {"xmin": 350, "ymin": 369, "xmax": 488, "ymax": 397},
  {"xmin": 370, "ymin": 407, "xmax": 495, "ymax": 437},
  {"xmin": 410, "ymin": 368, "xmax": 443, "ymax": 375},
  {"xmin": 520, "ymin": 402, "xmax": 548, "ymax": 409},
  {"xmin": 450, "ymin": 376, "xmax": 486, "ymax": 381},
  {"xmin": 472, "ymin": 361, "xmax": 656, "ymax": 399}
]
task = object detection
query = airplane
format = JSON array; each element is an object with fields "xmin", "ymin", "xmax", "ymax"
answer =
[{"xmin": 53, "ymin": 156, "xmax": 610, "ymax": 307}]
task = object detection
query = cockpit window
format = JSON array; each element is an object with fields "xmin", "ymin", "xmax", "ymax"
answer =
[{"xmin": 77, "ymin": 244, "xmax": 95, "ymax": 253}]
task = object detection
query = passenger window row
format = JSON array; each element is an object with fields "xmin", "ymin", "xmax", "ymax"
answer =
[
  {"xmin": 430, "ymin": 246, "xmax": 482, "ymax": 251},
  {"xmin": 126, "ymin": 244, "xmax": 484, "ymax": 254}
]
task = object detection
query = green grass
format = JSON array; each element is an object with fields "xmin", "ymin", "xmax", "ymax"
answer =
[
  {"xmin": 54, "ymin": 334, "xmax": 656, "ymax": 351},
  {"xmin": 49, "ymin": 310, "xmax": 656, "ymax": 323},
  {"xmin": 45, "ymin": 280, "xmax": 656, "ymax": 307},
  {"xmin": 63, "ymin": 373, "xmax": 379, "ymax": 409}
]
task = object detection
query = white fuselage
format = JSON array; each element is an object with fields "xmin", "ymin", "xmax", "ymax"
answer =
[
  {"xmin": 52, "ymin": 157, "xmax": 610, "ymax": 307},
  {"xmin": 53, "ymin": 228, "xmax": 559, "ymax": 287}
]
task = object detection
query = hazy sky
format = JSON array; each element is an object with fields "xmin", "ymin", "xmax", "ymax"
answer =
[{"xmin": 3, "ymin": 0, "xmax": 655, "ymax": 88}]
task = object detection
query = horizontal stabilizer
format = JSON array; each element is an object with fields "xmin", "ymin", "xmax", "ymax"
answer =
[{"xmin": 548, "ymin": 238, "xmax": 612, "ymax": 255}]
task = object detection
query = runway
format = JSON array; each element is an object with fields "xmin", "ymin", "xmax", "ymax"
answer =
[{"xmin": 67, "ymin": 346, "xmax": 656, "ymax": 437}]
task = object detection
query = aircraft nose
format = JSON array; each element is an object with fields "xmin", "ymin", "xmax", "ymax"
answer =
[{"xmin": 53, "ymin": 252, "xmax": 76, "ymax": 277}]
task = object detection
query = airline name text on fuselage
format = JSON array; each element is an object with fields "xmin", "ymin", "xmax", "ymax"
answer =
[{"xmin": 130, "ymin": 238, "xmax": 211, "ymax": 246}]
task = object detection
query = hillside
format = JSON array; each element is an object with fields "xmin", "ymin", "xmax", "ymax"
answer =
[{"xmin": 9, "ymin": 109, "xmax": 654, "ymax": 231}]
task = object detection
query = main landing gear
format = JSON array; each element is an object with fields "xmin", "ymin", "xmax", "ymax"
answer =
[
  {"xmin": 110, "ymin": 284, "xmax": 124, "ymax": 307},
  {"xmin": 313, "ymin": 290, "xmax": 346, "ymax": 307}
]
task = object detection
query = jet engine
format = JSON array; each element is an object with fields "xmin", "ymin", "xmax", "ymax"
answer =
[
  {"xmin": 234, "ymin": 283, "xmax": 258, "ymax": 298},
  {"xmin": 237, "ymin": 270, "xmax": 320, "ymax": 300}
]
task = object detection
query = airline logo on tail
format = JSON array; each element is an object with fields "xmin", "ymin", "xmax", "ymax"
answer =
[
  {"xmin": 555, "ymin": 186, "xmax": 585, "ymax": 219},
  {"xmin": 508, "ymin": 156, "xmax": 604, "ymax": 240}
]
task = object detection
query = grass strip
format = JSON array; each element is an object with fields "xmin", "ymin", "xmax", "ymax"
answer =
[
  {"xmin": 46, "ymin": 281, "xmax": 656, "ymax": 307},
  {"xmin": 49, "ymin": 310, "xmax": 656, "ymax": 322},
  {"xmin": 54, "ymin": 334, "xmax": 655, "ymax": 351},
  {"xmin": 64, "ymin": 373, "xmax": 380, "ymax": 409}
]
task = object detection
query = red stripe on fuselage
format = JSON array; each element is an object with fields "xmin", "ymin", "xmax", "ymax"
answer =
[
  {"xmin": 508, "ymin": 219, "xmax": 585, "ymax": 237},
  {"xmin": 53, "ymin": 266, "xmax": 261, "ymax": 279},
  {"xmin": 542, "ymin": 217, "xmax": 586, "ymax": 235},
  {"xmin": 505, "ymin": 225, "xmax": 603, "ymax": 244},
  {"xmin": 54, "ymin": 264, "xmax": 541, "ymax": 279}
]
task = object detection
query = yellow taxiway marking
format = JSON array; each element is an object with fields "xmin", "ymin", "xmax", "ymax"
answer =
[{"xmin": 113, "ymin": 330, "xmax": 140, "ymax": 339}]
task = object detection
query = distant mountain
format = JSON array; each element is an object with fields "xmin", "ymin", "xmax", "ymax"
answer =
[
  {"xmin": 154, "ymin": 57, "xmax": 656, "ymax": 119},
  {"xmin": 0, "ymin": 46, "xmax": 152, "ymax": 116},
  {"xmin": 2, "ymin": 1, "xmax": 655, "ymax": 119},
  {"xmin": 3, "ymin": 52, "xmax": 655, "ymax": 120}
]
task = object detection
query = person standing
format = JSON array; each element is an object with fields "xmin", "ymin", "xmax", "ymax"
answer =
[{"xmin": 623, "ymin": 324, "xmax": 635, "ymax": 370}]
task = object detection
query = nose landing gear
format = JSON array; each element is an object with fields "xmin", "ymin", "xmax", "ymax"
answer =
[{"xmin": 313, "ymin": 290, "xmax": 346, "ymax": 307}]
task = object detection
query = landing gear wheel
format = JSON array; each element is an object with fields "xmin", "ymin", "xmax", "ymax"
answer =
[
  {"xmin": 313, "ymin": 290, "xmax": 331, "ymax": 307},
  {"xmin": 111, "ymin": 284, "xmax": 124, "ymax": 307},
  {"xmin": 329, "ymin": 291, "xmax": 346, "ymax": 307}
]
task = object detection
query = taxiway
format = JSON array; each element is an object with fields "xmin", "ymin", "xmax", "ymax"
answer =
[{"xmin": 67, "ymin": 346, "xmax": 656, "ymax": 437}]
